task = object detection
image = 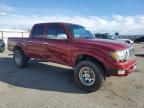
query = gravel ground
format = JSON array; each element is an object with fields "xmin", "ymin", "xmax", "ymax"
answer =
[{"xmin": 0, "ymin": 43, "xmax": 144, "ymax": 108}]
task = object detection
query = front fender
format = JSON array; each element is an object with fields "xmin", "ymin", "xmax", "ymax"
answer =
[{"xmin": 72, "ymin": 51, "xmax": 108, "ymax": 68}]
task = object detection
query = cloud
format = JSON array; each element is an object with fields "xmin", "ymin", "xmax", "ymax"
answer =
[
  {"xmin": 0, "ymin": 12, "xmax": 7, "ymax": 16},
  {"xmin": 0, "ymin": 4, "xmax": 17, "ymax": 13},
  {"xmin": 0, "ymin": 4, "xmax": 144, "ymax": 34}
]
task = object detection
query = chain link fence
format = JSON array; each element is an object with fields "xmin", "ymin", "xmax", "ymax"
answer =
[
  {"xmin": 0, "ymin": 30, "xmax": 144, "ymax": 45},
  {"xmin": 0, "ymin": 31, "xmax": 29, "ymax": 45}
]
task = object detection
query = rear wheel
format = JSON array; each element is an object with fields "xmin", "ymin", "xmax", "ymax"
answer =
[
  {"xmin": 74, "ymin": 61, "xmax": 104, "ymax": 92},
  {"xmin": 13, "ymin": 50, "xmax": 28, "ymax": 68}
]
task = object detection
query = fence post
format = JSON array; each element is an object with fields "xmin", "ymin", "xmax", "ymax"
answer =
[{"xmin": 22, "ymin": 32, "xmax": 23, "ymax": 38}]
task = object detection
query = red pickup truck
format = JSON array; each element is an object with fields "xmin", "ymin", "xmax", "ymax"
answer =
[{"xmin": 8, "ymin": 22, "xmax": 137, "ymax": 92}]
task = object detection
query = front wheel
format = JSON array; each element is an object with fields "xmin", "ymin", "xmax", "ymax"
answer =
[
  {"xmin": 13, "ymin": 50, "xmax": 28, "ymax": 68},
  {"xmin": 74, "ymin": 61, "xmax": 104, "ymax": 92}
]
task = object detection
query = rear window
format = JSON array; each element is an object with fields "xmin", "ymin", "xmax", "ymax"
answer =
[{"xmin": 32, "ymin": 25, "xmax": 45, "ymax": 38}]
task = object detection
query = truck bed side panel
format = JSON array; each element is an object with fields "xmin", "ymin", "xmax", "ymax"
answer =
[{"xmin": 8, "ymin": 37, "xmax": 28, "ymax": 51}]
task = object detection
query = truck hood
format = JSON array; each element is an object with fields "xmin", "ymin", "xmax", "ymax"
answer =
[{"xmin": 77, "ymin": 39, "xmax": 130, "ymax": 51}]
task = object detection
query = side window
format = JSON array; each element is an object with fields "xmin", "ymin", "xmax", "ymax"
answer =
[
  {"xmin": 73, "ymin": 28, "xmax": 83, "ymax": 39},
  {"xmin": 103, "ymin": 35, "xmax": 106, "ymax": 39},
  {"xmin": 47, "ymin": 24, "xmax": 67, "ymax": 40},
  {"xmin": 104, "ymin": 35, "xmax": 107, "ymax": 39},
  {"xmin": 32, "ymin": 25, "xmax": 45, "ymax": 38}
]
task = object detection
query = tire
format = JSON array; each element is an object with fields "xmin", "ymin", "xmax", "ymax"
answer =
[
  {"xmin": 74, "ymin": 61, "xmax": 104, "ymax": 92},
  {"xmin": 13, "ymin": 50, "xmax": 28, "ymax": 68}
]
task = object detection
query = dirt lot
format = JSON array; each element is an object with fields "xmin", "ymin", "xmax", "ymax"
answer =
[{"xmin": 0, "ymin": 44, "xmax": 144, "ymax": 108}]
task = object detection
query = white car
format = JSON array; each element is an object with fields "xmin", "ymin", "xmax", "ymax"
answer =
[
  {"xmin": 95, "ymin": 33, "xmax": 133, "ymax": 46},
  {"xmin": 0, "ymin": 39, "xmax": 5, "ymax": 52}
]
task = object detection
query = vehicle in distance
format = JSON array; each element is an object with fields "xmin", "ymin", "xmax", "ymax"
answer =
[
  {"xmin": 95, "ymin": 33, "xmax": 133, "ymax": 45},
  {"xmin": 134, "ymin": 36, "xmax": 144, "ymax": 43},
  {"xmin": 8, "ymin": 22, "xmax": 137, "ymax": 92},
  {"xmin": 0, "ymin": 39, "xmax": 5, "ymax": 52}
]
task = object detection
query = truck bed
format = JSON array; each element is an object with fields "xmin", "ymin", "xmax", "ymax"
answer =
[{"xmin": 8, "ymin": 37, "xmax": 28, "ymax": 51}]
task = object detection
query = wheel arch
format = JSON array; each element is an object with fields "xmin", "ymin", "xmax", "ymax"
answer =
[
  {"xmin": 13, "ymin": 45, "xmax": 27, "ymax": 57},
  {"xmin": 75, "ymin": 54, "xmax": 106, "ymax": 75}
]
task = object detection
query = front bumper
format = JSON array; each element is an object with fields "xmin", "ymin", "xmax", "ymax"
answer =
[{"xmin": 106, "ymin": 57, "xmax": 137, "ymax": 77}]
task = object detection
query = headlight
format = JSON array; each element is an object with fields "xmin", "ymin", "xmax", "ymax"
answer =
[{"xmin": 111, "ymin": 50, "xmax": 129, "ymax": 61}]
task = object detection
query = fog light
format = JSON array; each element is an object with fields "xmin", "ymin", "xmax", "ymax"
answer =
[{"xmin": 118, "ymin": 70, "xmax": 126, "ymax": 75}]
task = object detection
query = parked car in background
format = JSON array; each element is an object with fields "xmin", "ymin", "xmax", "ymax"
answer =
[
  {"xmin": 134, "ymin": 36, "xmax": 144, "ymax": 43},
  {"xmin": 95, "ymin": 33, "xmax": 133, "ymax": 45},
  {"xmin": 8, "ymin": 22, "xmax": 136, "ymax": 92},
  {"xmin": 0, "ymin": 39, "xmax": 5, "ymax": 52}
]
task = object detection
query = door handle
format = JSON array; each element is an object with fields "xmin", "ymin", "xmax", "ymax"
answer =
[
  {"xmin": 28, "ymin": 41, "xmax": 33, "ymax": 43},
  {"xmin": 44, "ymin": 43, "xmax": 48, "ymax": 45}
]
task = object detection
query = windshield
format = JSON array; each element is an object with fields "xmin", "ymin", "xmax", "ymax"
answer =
[{"xmin": 67, "ymin": 24, "xmax": 95, "ymax": 39}]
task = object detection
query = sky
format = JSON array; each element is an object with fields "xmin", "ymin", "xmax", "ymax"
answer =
[{"xmin": 0, "ymin": 0, "xmax": 144, "ymax": 34}]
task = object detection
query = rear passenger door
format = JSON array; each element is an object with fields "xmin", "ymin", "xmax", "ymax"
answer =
[
  {"xmin": 43, "ymin": 24, "xmax": 72, "ymax": 66},
  {"xmin": 27, "ymin": 24, "xmax": 46, "ymax": 59}
]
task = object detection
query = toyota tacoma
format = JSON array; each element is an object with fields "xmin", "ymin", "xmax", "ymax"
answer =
[{"xmin": 8, "ymin": 22, "xmax": 137, "ymax": 92}]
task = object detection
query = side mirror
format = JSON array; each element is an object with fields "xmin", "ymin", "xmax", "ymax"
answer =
[{"xmin": 57, "ymin": 34, "xmax": 67, "ymax": 40}]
